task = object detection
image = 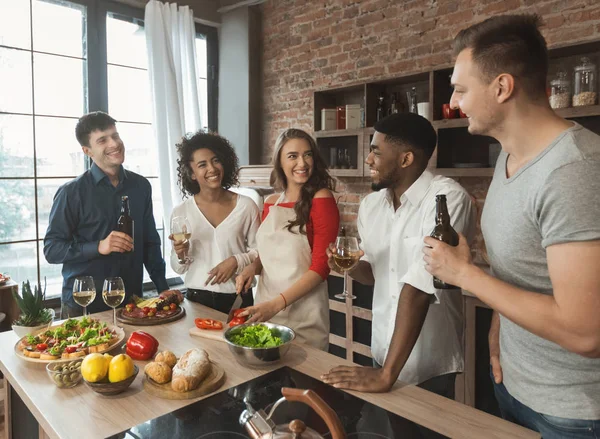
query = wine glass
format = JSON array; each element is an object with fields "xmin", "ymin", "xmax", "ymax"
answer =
[
  {"xmin": 333, "ymin": 235, "xmax": 360, "ymax": 300},
  {"xmin": 102, "ymin": 277, "xmax": 125, "ymax": 326},
  {"xmin": 72, "ymin": 276, "xmax": 96, "ymax": 316},
  {"xmin": 171, "ymin": 216, "xmax": 193, "ymax": 263}
]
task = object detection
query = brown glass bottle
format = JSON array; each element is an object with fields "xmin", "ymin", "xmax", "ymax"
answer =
[
  {"xmin": 430, "ymin": 194, "xmax": 459, "ymax": 289},
  {"xmin": 117, "ymin": 195, "xmax": 134, "ymax": 252}
]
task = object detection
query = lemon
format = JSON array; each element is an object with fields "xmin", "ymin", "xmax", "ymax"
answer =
[
  {"xmin": 108, "ymin": 354, "xmax": 135, "ymax": 383},
  {"xmin": 81, "ymin": 353, "xmax": 110, "ymax": 382},
  {"xmin": 103, "ymin": 353, "xmax": 113, "ymax": 364}
]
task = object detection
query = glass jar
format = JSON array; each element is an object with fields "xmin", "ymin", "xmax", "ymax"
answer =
[
  {"xmin": 549, "ymin": 71, "xmax": 571, "ymax": 109},
  {"xmin": 573, "ymin": 57, "xmax": 597, "ymax": 107}
]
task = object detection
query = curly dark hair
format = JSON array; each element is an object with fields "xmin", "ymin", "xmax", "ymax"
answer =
[
  {"xmin": 176, "ymin": 130, "xmax": 240, "ymax": 197},
  {"xmin": 271, "ymin": 128, "xmax": 335, "ymax": 234}
]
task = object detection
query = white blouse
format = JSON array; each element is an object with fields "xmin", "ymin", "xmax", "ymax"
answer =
[{"xmin": 170, "ymin": 193, "xmax": 260, "ymax": 293}]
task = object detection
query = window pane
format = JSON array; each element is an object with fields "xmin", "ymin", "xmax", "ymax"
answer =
[
  {"xmin": 0, "ymin": 48, "xmax": 33, "ymax": 113},
  {"xmin": 0, "ymin": 0, "xmax": 31, "ymax": 50},
  {"xmin": 199, "ymin": 78, "xmax": 208, "ymax": 131},
  {"xmin": 0, "ymin": 179, "xmax": 36, "ymax": 242},
  {"xmin": 37, "ymin": 178, "xmax": 71, "ymax": 237},
  {"xmin": 34, "ymin": 53, "xmax": 86, "ymax": 117},
  {"xmin": 107, "ymin": 65, "xmax": 151, "ymax": 123},
  {"xmin": 32, "ymin": 0, "xmax": 86, "ymax": 59},
  {"xmin": 35, "ymin": 116, "xmax": 84, "ymax": 177},
  {"xmin": 107, "ymin": 14, "xmax": 147, "ymax": 69},
  {"xmin": 148, "ymin": 177, "xmax": 164, "ymax": 227},
  {"xmin": 195, "ymin": 36, "xmax": 207, "ymax": 78},
  {"xmin": 0, "ymin": 242, "xmax": 38, "ymax": 288},
  {"xmin": 119, "ymin": 123, "xmax": 158, "ymax": 177},
  {"xmin": 0, "ymin": 114, "xmax": 34, "ymax": 177},
  {"xmin": 39, "ymin": 241, "xmax": 63, "ymax": 299}
]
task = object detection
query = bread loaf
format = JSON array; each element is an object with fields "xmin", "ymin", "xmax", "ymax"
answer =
[
  {"xmin": 171, "ymin": 348, "xmax": 211, "ymax": 392},
  {"xmin": 144, "ymin": 361, "xmax": 172, "ymax": 384},
  {"xmin": 155, "ymin": 350, "xmax": 177, "ymax": 368}
]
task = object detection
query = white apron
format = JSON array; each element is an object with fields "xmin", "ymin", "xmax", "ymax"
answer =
[{"xmin": 255, "ymin": 194, "xmax": 330, "ymax": 350}]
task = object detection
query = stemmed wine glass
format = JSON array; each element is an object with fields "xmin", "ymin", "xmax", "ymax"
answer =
[
  {"xmin": 171, "ymin": 216, "xmax": 194, "ymax": 263},
  {"xmin": 102, "ymin": 277, "xmax": 125, "ymax": 326},
  {"xmin": 72, "ymin": 276, "xmax": 96, "ymax": 316},
  {"xmin": 333, "ymin": 232, "xmax": 360, "ymax": 300}
]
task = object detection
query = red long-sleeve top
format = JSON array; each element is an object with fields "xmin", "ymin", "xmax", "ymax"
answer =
[{"xmin": 262, "ymin": 197, "xmax": 340, "ymax": 280}]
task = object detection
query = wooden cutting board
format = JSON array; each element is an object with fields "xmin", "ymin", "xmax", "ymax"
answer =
[
  {"xmin": 189, "ymin": 326, "xmax": 227, "ymax": 342},
  {"xmin": 143, "ymin": 361, "xmax": 225, "ymax": 400}
]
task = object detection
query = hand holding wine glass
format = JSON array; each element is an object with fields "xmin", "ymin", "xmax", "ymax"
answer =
[
  {"xmin": 170, "ymin": 216, "xmax": 193, "ymax": 264},
  {"xmin": 73, "ymin": 276, "xmax": 96, "ymax": 316},
  {"xmin": 332, "ymin": 228, "xmax": 361, "ymax": 300},
  {"xmin": 102, "ymin": 277, "xmax": 125, "ymax": 326}
]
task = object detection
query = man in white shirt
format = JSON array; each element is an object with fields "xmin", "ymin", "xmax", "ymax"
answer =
[{"xmin": 322, "ymin": 112, "xmax": 476, "ymax": 398}]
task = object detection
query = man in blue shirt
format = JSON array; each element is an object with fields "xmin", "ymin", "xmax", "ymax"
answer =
[{"xmin": 44, "ymin": 111, "xmax": 169, "ymax": 316}]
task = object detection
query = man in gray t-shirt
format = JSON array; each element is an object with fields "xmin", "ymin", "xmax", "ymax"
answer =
[{"xmin": 423, "ymin": 15, "xmax": 600, "ymax": 439}]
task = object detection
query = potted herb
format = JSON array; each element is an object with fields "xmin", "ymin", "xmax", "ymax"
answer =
[{"xmin": 12, "ymin": 279, "xmax": 55, "ymax": 338}]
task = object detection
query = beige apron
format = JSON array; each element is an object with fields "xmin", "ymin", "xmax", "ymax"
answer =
[{"xmin": 255, "ymin": 194, "xmax": 329, "ymax": 350}]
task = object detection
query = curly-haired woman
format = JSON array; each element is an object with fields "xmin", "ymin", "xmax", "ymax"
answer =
[
  {"xmin": 170, "ymin": 131, "xmax": 259, "ymax": 313},
  {"xmin": 236, "ymin": 128, "xmax": 340, "ymax": 350}
]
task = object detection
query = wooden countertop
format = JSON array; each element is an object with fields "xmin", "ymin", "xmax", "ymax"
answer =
[{"xmin": 0, "ymin": 301, "xmax": 539, "ymax": 439}]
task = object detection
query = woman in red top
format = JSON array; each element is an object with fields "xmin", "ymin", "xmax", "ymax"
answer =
[{"xmin": 236, "ymin": 128, "xmax": 339, "ymax": 350}]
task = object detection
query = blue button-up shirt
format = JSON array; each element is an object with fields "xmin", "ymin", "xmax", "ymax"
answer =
[{"xmin": 44, "ymin": 163, "xmax": 168, "ymax": 313}]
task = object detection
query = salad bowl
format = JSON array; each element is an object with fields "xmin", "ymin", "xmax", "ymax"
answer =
[{"xmin": 223, "ymin": 322, "xmax": 295, "ymax": 367}]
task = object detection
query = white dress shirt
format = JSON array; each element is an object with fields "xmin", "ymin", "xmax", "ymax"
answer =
[
  {"xmin": 170, "ymin": 194, "xmax": 260, "ymax": 293},
  {"xmin": 358, "ymin": 170, "xmax": 476, "ymax": 385}
]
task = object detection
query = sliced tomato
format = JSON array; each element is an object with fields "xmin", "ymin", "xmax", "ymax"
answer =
[
  {"xmin": 228, "ymin": 317, "xmax": 246, "ymax": 328},
  {"xmin": 36, "ymin": 343, "xmax": 48, "ymax": 351},
  {"xmin": 195, "ymin": 318, "xmax": 223, "ymax": 330}
]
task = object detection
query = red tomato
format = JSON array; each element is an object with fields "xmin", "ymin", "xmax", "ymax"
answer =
[
  {"xmin": 125, "ymin": 303, "xmax": 135, "ymax": 312},
  {"xmin": 36, "ymin": 343, "xmax": 48, "ymax": 351},
  {"xmin": 228, "ymin": 317, "xmax": 246, "ymax": 328},
  {"xmin": 65, "ymin": 346, "xmax": 77, "ymax": 354},
  {"xmin": 142, "ymin": 307, "xmax": 150, "ymax": 315},
  {"xmin": 169, "ymin": 303, "xmax": 177, "ymax": 310}
]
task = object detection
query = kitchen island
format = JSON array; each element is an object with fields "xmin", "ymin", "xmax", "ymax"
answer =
[{"xmin": 0, "ymin": 300, "xmax": 539, "ymax": 439}]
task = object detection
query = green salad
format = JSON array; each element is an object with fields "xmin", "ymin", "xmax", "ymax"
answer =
[{"xmin": 229, "ymin": 324, "xmax": 284, "ymax": 348}]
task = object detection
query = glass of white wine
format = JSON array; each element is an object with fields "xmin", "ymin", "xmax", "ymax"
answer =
[
  {"xmin": 102, "ymin": 277, "xmax": 125, "ymax": 326},
  {"xmin": 171, "ymin": 215, "xmax": 193, "ymax": 263},
  {"xmin": 73, "ymin": 276, "xmax": 96, "ymax": 316},
  {"xmin": 333, "ymin": 235, "xmax": 361, "ymax": 300}
]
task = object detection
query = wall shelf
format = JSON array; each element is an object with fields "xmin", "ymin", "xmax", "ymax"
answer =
[
  {"xmin": 432, "ymin": 118, "xmax": 469, "ymax": 129},
  {"xmin": 436, "ymin": 168, "xmax": 495, "ymax": 177},
  {"xmin": 314, "ymin": 128, "xmax": 365, "ymax": 138}
]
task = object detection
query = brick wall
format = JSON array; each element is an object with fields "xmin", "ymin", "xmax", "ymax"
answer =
[{"xmin": 258, "ymin": 0, "xmax": 600, "ymax": 245}]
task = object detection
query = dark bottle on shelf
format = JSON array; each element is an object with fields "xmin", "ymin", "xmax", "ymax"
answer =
[
  {"xmin": 117, "ymin": 195, "xmax": 134, "ymax": 252},
  {"xmin": 389, "ymin": 93, "xmax": 398, "ymax": 115},
  {"xmin": 430, "ymin": 194, "xmax": 459, "ymax": 289},
  {"xmin": 376, "ymin": 93, "xmax": 385, "ymax": 121}
]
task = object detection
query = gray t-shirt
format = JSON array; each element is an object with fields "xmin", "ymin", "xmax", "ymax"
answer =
[{"xmin": 481, "ymin": 122, "xmax": 600, "ymax": 420}]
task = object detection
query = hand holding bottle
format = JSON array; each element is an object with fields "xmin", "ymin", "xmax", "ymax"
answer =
[{"xmin": 98, "ymin": 231, "xmax": 134, "ymax": 255}]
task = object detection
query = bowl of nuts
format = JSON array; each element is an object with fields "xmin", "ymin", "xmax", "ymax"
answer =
[{"xmin": 46, "ymin": 359, "xmax": 83, "ymax": 389}]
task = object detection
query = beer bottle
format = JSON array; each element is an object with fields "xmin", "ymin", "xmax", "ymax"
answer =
[
  {"xmin": 430, "ymin": 194, "xmax": 459, "ymax": 289},
  {"xmin": 117, "ymin": 195, "xmax": 134, "ymax": 252}
]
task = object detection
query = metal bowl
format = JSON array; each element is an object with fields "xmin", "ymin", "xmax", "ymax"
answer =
[{"xmin": 223, "ymin": 322, "xmax": 295, "ymax": 367}]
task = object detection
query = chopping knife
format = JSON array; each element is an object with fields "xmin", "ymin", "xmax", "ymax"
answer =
[{"xmin": 227, "ymin": 293, "xmax": 244, "ymax": 323}]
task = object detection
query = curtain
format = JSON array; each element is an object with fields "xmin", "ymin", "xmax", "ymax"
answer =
[{"xmin": 145, "ymin": 0, "xmax": 202, "ymax": 231}]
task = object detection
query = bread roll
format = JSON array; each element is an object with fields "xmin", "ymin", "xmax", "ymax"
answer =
[
  {"xmin": 144, "ymin": 361, "xmax": 172, "ymax": 384},
  {"xmin": 171, "ymin": 348, "xmax": 211, "ymax": 392},
  {"xmin": 155, "ymin": 350, "xmax": 177, "ymax": 368}
]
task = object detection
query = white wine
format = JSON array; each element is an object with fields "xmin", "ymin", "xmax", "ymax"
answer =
[
  {"xmin": 102, "ymin": 289, "xmax": 125, "ymax": 308},
  {"xmin": 172, "ymin": 232, "xmax": 191, "ymax": 242},
  {"xmin": 333, "ymin": 252, "xmax": 360, "ymax": 271},
  {"xmin": 73, "ymin": 290, "xmax": 96, "ymax": 307}
]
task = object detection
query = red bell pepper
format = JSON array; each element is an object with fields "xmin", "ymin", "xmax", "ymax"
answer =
[
  {"xmin": 195, "ymin": 318, "xmax": 223, "ymax": 330},
  {"xmin": 126, "ymin": 331, "xmax": 159, "ymax": 361}
]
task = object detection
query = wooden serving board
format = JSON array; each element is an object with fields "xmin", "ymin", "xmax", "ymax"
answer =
[
  {"xmin": 143, "ymin": 361, "xmax": 225, "ymax": 400},
  {"xmin": 188, "ymin": 326, "xmax": 227, "ymax": 342},
  {"xmin": 14, "ymin": 324, "xmax": 125, "ymax": 364},
  {"xmin": 116, "ymin": 307, "xmax": 185, "ymax": 326}
]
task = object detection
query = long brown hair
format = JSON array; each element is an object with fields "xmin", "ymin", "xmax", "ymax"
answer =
[{"xmin": 271, "ymin": 128, "xmax": 335, "ymax": 234}]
